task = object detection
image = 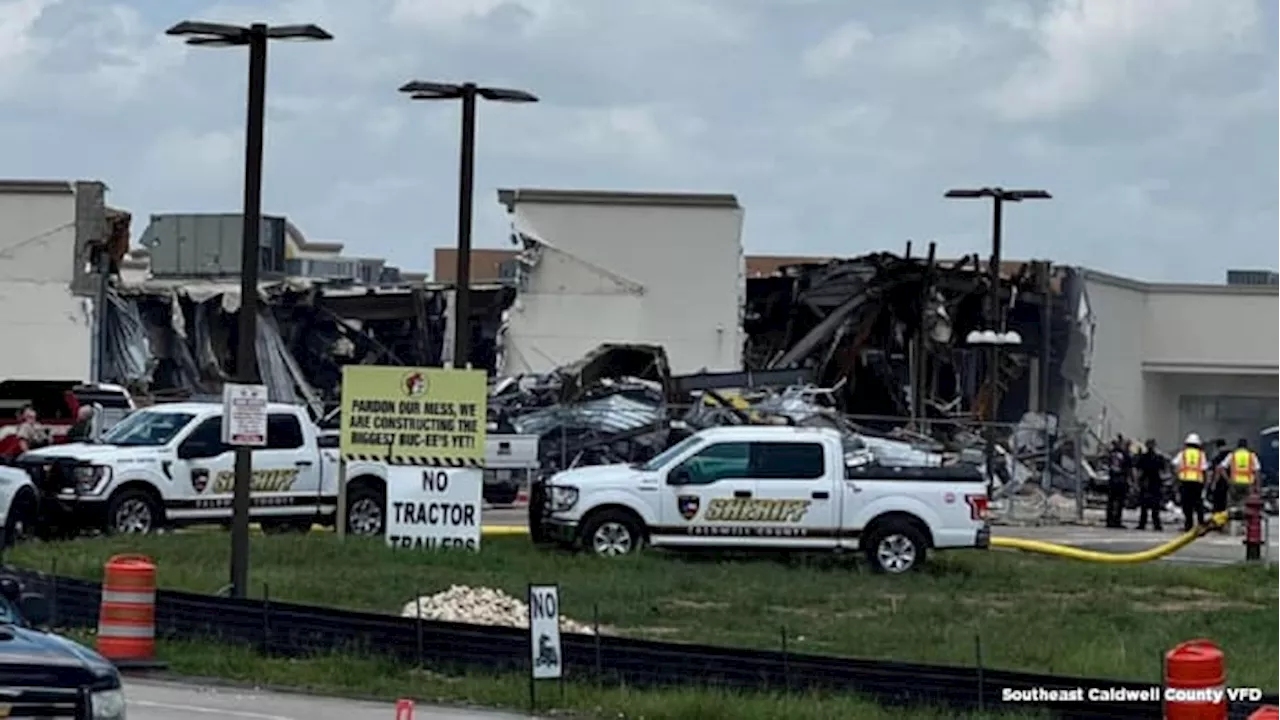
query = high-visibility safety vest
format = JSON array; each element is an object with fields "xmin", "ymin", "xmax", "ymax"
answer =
[
  {"xmin": 1230, "ymin": 449, "xmax": 1256, "ymax": 485},
  {"xmin": 1177, "ymin": 448, "xmax": 1204, "ymax": 482}
]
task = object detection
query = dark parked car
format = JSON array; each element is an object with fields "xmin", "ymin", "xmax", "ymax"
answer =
[{"xmin": 0, "ymin": 571, "xmax": 126, "ymax": 719}]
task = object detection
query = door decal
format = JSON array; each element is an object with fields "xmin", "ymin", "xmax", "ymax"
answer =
[{"xmin": 677, "ymin": 494, "xmax": 701, "ymax": 520}]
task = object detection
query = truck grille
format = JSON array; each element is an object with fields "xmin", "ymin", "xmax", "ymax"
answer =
[
  {"xmin": 0, "ymin": 686, "xmax": 89, "ymax": 718},
  {"xmin": 10, "ymin": 458, "xmax": 74, "ymax": 496}
]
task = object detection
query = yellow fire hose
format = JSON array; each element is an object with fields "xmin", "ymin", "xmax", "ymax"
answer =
[{"xmin": 990, "ymin": 512, "xmax": 1229, "ymax": 563}]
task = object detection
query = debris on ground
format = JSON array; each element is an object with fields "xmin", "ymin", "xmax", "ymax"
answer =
[{"xmin": 400, "ymin": 585, "xmax": 596, "ymax": 634}]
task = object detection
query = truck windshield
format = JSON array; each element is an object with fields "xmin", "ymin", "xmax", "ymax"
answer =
[
  {"xmin": 640, "ymin": 435, "xmax": 703, "ymax": 471},
  {"xmin": 102, "ymin": 410, "xmax": 196, "ymax": 446}
]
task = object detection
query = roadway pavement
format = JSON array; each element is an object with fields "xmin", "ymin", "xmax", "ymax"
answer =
[{"xmin": 125, "ymin": 677, "xmax": 534, "ymax": 720}]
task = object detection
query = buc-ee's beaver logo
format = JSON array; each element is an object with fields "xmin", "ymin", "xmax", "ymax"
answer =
[{"xmin": 403, "ymin": 371, "xmax": 428, "ymax": 397}]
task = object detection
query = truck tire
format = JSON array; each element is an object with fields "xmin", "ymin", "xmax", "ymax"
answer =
[
  {"xmin": 105, "ymin": 488, "xmax": 163, "ymax": 535},
  {"xmin": 346, "ymin": 484, "xmax": 386, "ymax": 537},
  {"xmin": 580, "ymin": 509, "xmax": 643, "ymax": 557},
  {"xmin": 3, "ymin": 492, "xmax": 35, "ymax": 548},
  {"xmin": 863, "ymin": 518, "xmax": 927, "ymax": 574}
]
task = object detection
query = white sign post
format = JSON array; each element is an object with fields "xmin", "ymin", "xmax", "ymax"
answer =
[
  {"xmin": 385, "ymin": 466, "xmax": 482, "ymax": 551},
  {"xmin": 527, "ymin": 584, "xmax": 563, "ymax": 710},
  {"xmin": 221, "ymin": 383, "xmax": 267, "ymax": 446}
]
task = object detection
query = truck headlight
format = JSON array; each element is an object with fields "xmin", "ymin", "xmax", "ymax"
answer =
[
  {"xmin": 549, "ymin": 485, "xmax": 579, "ymax": 512},
  {"xmin": 73, "ymin": 465, "xmax": 111, "ymax": 495},
  {"xmin": 91, "ymin": 688, "xmax": 127, "ymax": 719}
]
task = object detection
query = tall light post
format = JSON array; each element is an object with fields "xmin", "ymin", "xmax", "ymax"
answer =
[
  {"xmin": 399, "ymin": 81, "xmax": 538, "ymax": 368},
  {"xmin": 945, "ymin": 187, "xmax": 1052, "ymax": 496},
  {"xmin": 166, "ymin": 21, "xmax": 332, "ymax": 600}
]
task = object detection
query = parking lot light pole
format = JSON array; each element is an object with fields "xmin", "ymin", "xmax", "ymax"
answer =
[
  {"xmin": 398, "ymin": 81, "xmax": 538, "ymax": 368},
  {"xmin": 166, "ymin": 20, "xmax": 332, "ymax": 600},
  {"xmin": 945, "ymin": 188, "xmax": 1052, "ymax": 496}
]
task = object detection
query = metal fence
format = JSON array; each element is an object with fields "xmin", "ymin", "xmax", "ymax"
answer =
[{"xmin": 20, "ymin": 568, "xmax": 1277, "ymax": 720}]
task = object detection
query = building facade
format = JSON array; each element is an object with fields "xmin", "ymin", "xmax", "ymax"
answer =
[
  {"xmin": 0, "ymin": 180, "xmax": 116, "ymax": 382},
  {"xmin": 496, "ymin": 188, "xmax": 746, "ymax": 376},
  {"xmin": 1081, "ymin": 269, "xmax": 1278, "ymax": 449}
]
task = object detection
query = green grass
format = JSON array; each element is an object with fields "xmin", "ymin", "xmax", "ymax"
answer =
[
  {"xmin": 64, "ymin": 633, "xmax": 1044, "ymax": 720},
  {"xmin": 14, "ymin": 534, "xmax": 1278, "ymax": 688}
]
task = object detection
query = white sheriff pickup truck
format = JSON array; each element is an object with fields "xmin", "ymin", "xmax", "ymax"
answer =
[
  {"xmin": 539, "ymin": 425, "xmax": 991, "ymax": 573},
  {"xmin": 2, "ymin": 402, "xmax": 391, "ymax": 538}
]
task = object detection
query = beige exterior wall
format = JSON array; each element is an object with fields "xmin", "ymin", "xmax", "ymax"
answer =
[
  {"xmin": 1082, "ymin": 269, "xmax": 1278, "ymax": 448},
  {"xmin": 497, "ymin": 188, "xmax": 745, "ymax": 376},
  {"xmin": 0, "ymin": 181, "xmax": 92, "ymax": 381}
]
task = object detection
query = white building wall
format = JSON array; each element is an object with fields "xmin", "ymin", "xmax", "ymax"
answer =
[
  {"xmin": 1082, "ymin": 268, "xmax": 1278, "ymax": 446},
  {"xmin": 1079, "ymin": 273, "xmax": 1148, "ymax": 439},
  {"xmin": 500, "ymin": 189, "xmax": 744, "ymax": 376},
  {"xmin": 1143, "ymin": 290, "xmax": 1278, "ymax": 374},
  {"xmin": 0, "ymin": 181, "xmax": 91, "ymax": 381}
]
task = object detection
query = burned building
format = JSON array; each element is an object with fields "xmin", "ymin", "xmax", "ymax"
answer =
[{"xmin": 743, "ymin": 250, "xmax": 1093, "ymax": 432}]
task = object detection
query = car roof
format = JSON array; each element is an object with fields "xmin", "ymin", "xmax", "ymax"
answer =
[
  {"xmin": 696, "ymin": 425, "xmax": 841, "ymax": 441},
  {"xmin": 141, "ymin": 401, "xmax": 303, "ymax": 414}
]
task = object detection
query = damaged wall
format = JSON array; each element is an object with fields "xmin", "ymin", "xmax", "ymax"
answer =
[
  {"xmin": 743, "ymin": 252, "xmax": 1088, "ymax": 432},
  {"xmin": 1077, "ymin": 272, "xmax": 1144, "ymax": 438},
  {"xmin": 0, "ymin": 180, "xmax": 94, "ymax": 382},
  {"xmin": 497, "ymin": 188, "xmax": 745, "ymax": 377}
]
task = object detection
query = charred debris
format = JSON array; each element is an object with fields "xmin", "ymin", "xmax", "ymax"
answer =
[{"xmin": 99, "ymin": 250, "xmax": 1098, "ymax": 499}]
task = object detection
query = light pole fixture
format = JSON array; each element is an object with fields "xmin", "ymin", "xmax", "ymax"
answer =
[
  {"xmin": 946, "ymin": 187, "xmax": 1052, "ymax": 496},
  {"xmin": 399, "ymin": 80, "xmax": 539, "ymax": 369},
  {"xmin": 166, "ymin": 20, "xmax": 332, "ymax": 601}
]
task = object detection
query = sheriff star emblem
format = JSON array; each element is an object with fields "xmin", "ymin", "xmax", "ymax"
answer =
[{"xmin": 677, "ymin": 494, "xmax": 700, "ymax": 521}]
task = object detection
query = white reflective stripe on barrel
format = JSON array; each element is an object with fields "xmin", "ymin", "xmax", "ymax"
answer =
[
  {"xmin": 96, "ymin": 624, "xmax": 155, "ymax": 638},
  {"xmin": 101, "ymin": 590, "xmax": 155, "ymax": 604}
]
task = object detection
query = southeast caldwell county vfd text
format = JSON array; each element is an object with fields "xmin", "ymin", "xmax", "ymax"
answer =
[{"xmin": 346, "ymin": 399, "xmax": 481, "ymax": 451}]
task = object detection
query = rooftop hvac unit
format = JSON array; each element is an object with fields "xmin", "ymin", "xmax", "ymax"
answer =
[
  {"xmin": 140, "ymin": 213, "xmax": 287, "ymax": 279},
  {"xmin": 1226, "ymin": 269, "xmax": 1279, "ymax": 287}
]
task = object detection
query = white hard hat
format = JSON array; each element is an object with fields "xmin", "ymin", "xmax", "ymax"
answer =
[{"xmin": 1184, "ymin": 433, "xmax": 1201, "ymax": 446}]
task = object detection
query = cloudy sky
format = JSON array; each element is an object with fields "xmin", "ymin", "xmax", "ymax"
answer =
[{"xmin": 1, "ymin": 0, "xmax": 1275, "ymax": 282}]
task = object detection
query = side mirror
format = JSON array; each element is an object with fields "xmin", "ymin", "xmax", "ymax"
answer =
[
  {"xmin": 19, "ymin": 592, "xmax": 50, "ymax": 625},
  {"xmin": 668, "ymin": 468, "xmax": 691, "ymax": 486},
  {"xmin": 178, "ymin": 441, "xmax": 219, "ymax": 460}
]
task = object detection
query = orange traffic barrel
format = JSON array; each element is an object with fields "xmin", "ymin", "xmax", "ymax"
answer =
[
  {"xmin": 1249, "ymin": 707, "xmax": 1280, "ymax": 720},
  {"xmin": 96, "ymin": 554, "xmax": 157, "ymax": 663},
  {"xmin": 1164, "ymin": 639, "xmax": 1227, "ymax": 720}
]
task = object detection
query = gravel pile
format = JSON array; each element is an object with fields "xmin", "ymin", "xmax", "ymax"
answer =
[{"xmin": 399, "ymin": 584, "xmax": 596, "ymax": 634}]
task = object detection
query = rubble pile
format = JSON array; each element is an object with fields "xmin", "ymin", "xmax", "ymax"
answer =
[
  {"xmin": 490, "ymin": 345, "xmax": 677, "ymax": 475},
  {"xmin": 400, "ymin": 585, "xmax": 595, "ymax": 634},
  {"xmin": 484, "ymin": 254, "xmax": 1102, "ymax": 514}
]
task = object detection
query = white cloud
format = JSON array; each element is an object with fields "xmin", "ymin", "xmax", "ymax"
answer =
[
  {"xmin": 0, "ymin": 0, "xmax": 1272, "ymax": 283},
  {"xmin": 990, "ymin": 0, "xmax": 1263, "ymax": 121},
  {"xmin": 138, "ymin": 127, "xmax": 244, "ymax": 194},
  {"xmin": 801, "ymin": 21, "xmax": 873, "ymax": 77}
]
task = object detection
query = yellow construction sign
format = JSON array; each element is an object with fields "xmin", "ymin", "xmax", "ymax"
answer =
[{"xmin": 339, "ymin": 366, "xmax": 488, "ymax": 467}]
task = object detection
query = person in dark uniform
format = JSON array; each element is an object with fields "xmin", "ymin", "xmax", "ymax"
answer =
[
  {"xmin": 1208, "ymin": 438, "xmax": 1231, "ymax": 521},
  {"xmin": 1104, "ymin": 436, "xmax": 1132, "ymax": 529},
  {"xmin": 1134, "ymin": 439, "xmax": 1166, "ymax": 531}
]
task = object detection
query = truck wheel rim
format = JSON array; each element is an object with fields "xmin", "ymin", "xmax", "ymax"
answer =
[
  {"xmin": 592, "ymin": 522, "xmax": 633, "ymax": 555},
  {"xmin": 349, "ymin": 499, "xmax": 382, "ymax": 535},
  {"xmin": 877, "ymin": 534, "xmax": 916, "ymax": 572},
  {"xmin": 115, "ymin": 499, "xmax": 152, "ymax": 533}
]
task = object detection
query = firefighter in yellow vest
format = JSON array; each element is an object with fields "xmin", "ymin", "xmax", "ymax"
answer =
[
  {"xmin": 1170, "ymin": 433, "xmax": 1208, "ymax": 531},
  {"xmin": 1217, "ymin": 438, "xmax": 1260, "ymax": 527}
]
